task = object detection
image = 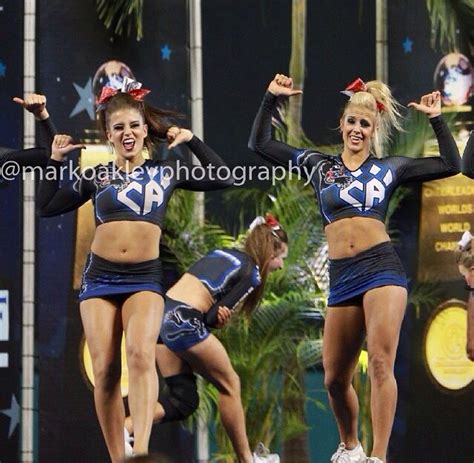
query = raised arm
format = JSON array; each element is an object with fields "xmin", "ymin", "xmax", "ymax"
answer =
[
  {"xmin": 248, "ymin": 74, "xmax": 303, "ymax": 168},
  {"xmin": 0, "ymin": 94, "xmax": 59, "ymax": 171},
  {"xmin": 397, "ymin": 91, "xmax": 461, "ymax": 183},
  {"xmin": 13, "ymin": 93, "xmax": 58, "ymax": 146},
  {"xmin": 462, "ymin": 131, "xmax": 474, "ymax": 179},
  {"xmin": 166, "ymin": 127, "xmax": 234, "ymax": 190},
  {"xmin": 37, "ymin": 134, "xmax": 91, "ymax": 217}
]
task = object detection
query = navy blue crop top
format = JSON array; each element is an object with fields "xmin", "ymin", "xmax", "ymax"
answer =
[
  {"xmin": 462, "ymin": 131, "xmax": 474, "ymax": 179},
  {"xmin": 249, "ymin": 92, "xmax": 461, "ymax": 227},
  {"xmin": 186, "ymin": 248, "xmax": 261, "ymax": 327},
  {"xmin": 37, "ymin": 136, "xmax": 234, "ymax": 227}
]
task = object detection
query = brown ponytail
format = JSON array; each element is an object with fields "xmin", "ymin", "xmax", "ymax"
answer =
[{"xmin": 241, "ymin": 220, "xmax": 288, "ymax": 316}]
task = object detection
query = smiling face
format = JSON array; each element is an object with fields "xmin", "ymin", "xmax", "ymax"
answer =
[
  {"xmin": 106, "ymin": 107, "xmax": 148, "ymax": 161},
  {"xmin": 268, "ymin": 242, "xmax": 289, "ymax": 273},
  {"xmin": 340, "ymin": 105, "xmax": 377, "ymax": 156}
]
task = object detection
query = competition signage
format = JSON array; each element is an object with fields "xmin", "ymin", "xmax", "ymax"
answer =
[
  {"xmin": 417, "ymin": 160, "xmax": 472, "ymax": 282},
  {"xmin": 424, "ymin": 300, "xmax": 474, "ymax": 390}
]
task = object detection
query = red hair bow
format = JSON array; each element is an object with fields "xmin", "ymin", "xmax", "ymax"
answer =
[
  {"xmin": 376, "ymin": 101, "xmax": 386, "ymax": 112},
  {"xmin": 96, "ymin": 82, "xmax": 151, "ymax": 110},
  {"xmin": 96, "ymin": 86, "xmax": 118, "ymax": 106},
  {"xmin": 341, "ymin": 77, "xmax": 385, "ymax": 112},
  {"xmin": 341, "ymin": 78, "xmax": 367, "ymax": 97},
  {"xmin": 265, "ymin": 213, "xmax": 281, "ymax": 230}
]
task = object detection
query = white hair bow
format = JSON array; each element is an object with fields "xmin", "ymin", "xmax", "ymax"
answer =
[
  {"xmin": 458, "ymin": 230, "xmax": 473, "ymax": 250},
  {"xmin": 248, "ymin": 216, "xmax": 266, "ymax": 232}
]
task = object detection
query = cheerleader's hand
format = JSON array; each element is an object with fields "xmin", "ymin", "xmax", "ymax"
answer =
[
  {"xmin": 216, "ymin": 306, "xmax": 233, "ymax": 328},
  {"xmin": 167, "ymin": 126, "xmax": 193, "ymax": 149}
]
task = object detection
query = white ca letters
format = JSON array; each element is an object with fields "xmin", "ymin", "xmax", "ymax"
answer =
[{"xmin": 117, "ymin": 176, "xmax": 171, "ymax": 215}]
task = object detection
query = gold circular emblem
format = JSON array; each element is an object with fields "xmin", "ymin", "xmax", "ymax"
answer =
[
  {"xmin": 425, "ymin": 301, "xmax": 474, "ymax": 391},
  {"xmin": 81, "ymin": 334, "xmax": 129, "ymax": 397}
]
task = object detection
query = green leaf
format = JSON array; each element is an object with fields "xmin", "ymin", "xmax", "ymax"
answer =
[
  {"xmin": 96, "ymin": 0, "xmax": 144, "ymax": 41},
  {"xmin": 426, "ymin": 0, "xmax": 473, "ymax": 52}
]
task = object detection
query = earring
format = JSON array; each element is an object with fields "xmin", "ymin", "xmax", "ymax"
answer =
[{"xmin": 107, "ymin": 142, "xmax": 115, "ymax": 154}]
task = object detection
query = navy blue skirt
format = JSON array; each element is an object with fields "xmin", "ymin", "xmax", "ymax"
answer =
[
  {"xmin": 328, "ymin": 241, "xmax": 407, "ymax": 306},
  {"xmin": 79, "ymin": 253, "xmax": 164, "ymax": 302},
  {"xmin": 160, "ymin": 297, "xmax": 210, "ymax": 352}
]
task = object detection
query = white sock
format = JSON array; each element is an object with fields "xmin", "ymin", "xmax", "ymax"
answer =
[{"xmin": 346, "ymin": 442, "xmax": 362, "ymax": 454}]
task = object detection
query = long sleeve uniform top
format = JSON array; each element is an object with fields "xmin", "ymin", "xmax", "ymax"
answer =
[
  {"xmin": 37, "ymin": 136, "xmax": 234, "ymax": 227},
  {"xmin": 249, "ymin": 92, "xmax": 461, "ymax": 227}
]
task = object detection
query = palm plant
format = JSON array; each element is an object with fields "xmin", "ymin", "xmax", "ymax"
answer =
[
  {"xmin": 209, "ymin": 292, "xmax": 323, "ymax": 462},
  {"xmin": 96, "ymin": 0, "xmax": 144, "ymax": 41},
  {"xmin": 425, "ymin": 0, "xmax": 474, "ymax": 52},
  {"xmin": 408, "ymin": 281, "xmax": 445, "ymax": 319},
  {"xmin": 161, "ymin": 189, "xmax": 235, "ymax": 272}
]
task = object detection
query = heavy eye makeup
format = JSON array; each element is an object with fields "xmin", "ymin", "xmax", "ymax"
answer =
[
  {"xmin": 346, "ymin": 116, "xmax": 372, "ymax": 128},
  {"xmin": 112, "ymin": 122, "xmax": 141, "ymax": 132}
]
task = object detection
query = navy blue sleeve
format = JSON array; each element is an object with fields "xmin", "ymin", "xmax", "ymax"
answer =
[
  {"xmin": 204, "ymin": 265, "xmax": 258, "ymax": 328},
  {"xmin": 37, "ymin": 159, "xmax": 94, "ymax": 217},
  {"xmin": 38, "ymin": 117, "xmax": 58, "ymax": 148},
  {"xmin": 186, "ymin": 135, "xmax": 228, "ymax": 169},
  {"xmin": 175, "ymin": 136, "xmax": 234, "ymax": 191},
  {"xmin": 462, "ymin": 131, "xmax": 474, "ymax": 179},
  {"xmin": 248, "ymin": 91, "xmax": 303, "ymax": 169},
  {"xmin": 393, "ymin": 116, "xmax": 461, "ymax": 183},
  {"xmin": 0, "ymin": 147, "xmax": 48, "ymax": 170}
]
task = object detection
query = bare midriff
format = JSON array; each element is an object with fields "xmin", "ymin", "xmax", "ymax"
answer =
[
  {"xmin": 325, "ymin": 217, "xmax": 390, "ymax": 259},
  {"xmin": 167, "ymin": 273, "xmax": 214, "ymax": 312},
  {"xmin": 91, "ymin": 221, "xmax": 162, "ymax": 263}
]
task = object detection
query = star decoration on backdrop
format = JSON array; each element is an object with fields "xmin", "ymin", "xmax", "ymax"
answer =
[
  {"xmin": 70, "ymin": 77, "xmax": 95, "ymax": 120},
  {"xmin": 0, "ymin": 60, "xmax": 6, "ymax": 77},
  {"xmin": 1, "ymin": 394, "xmax": 20, "ymax": 438},
  {"xmin": 161, "ymin": 44, "xmax": 172, "ymax": 61},
  {"xmin": 402, "ymin": 37, "xmax": 413, "ymax": 54}
]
